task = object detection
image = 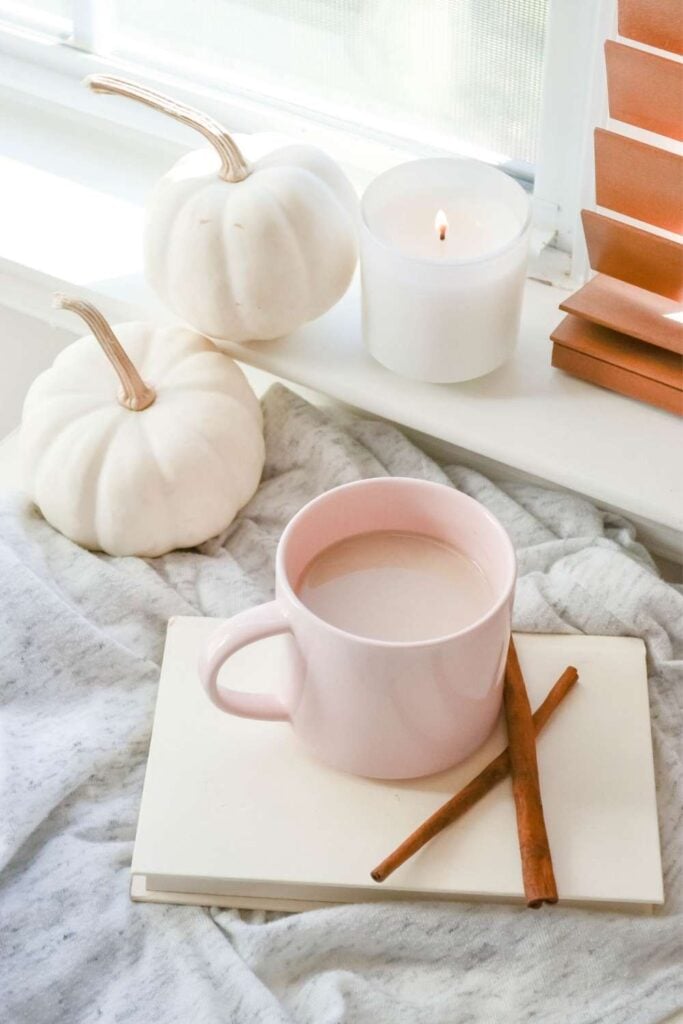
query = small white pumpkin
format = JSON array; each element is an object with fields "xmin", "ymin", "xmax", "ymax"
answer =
[
  {"xmin": 21, "ymin": 296, "xmax": 265, "ymax": 557},
  {"xmin": 87, "ymin": 75, "xmax": 359, "ymax": 344}
]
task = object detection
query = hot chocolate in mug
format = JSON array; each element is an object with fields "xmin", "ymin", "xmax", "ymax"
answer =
[{"xmin": 198, "ymin": 478, "xmax": 516, "ymax": 779}]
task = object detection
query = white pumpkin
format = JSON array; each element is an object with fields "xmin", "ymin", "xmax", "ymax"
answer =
[
  {"xmin": 87, "ymin": 75, "xmax": 358, "ymax": 344},
  {"xmin": 21, "ymin": 296, "xmax": 265, "ymax": 557}
]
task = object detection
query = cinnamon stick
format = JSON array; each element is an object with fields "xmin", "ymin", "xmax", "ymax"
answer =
[
  {"xmin": 504, "ymin": 637, "xmax": 558, "ymax": 907},
  {"xmin": 371, "ymin": 664, "xmax": 578, "ymax": 884}
]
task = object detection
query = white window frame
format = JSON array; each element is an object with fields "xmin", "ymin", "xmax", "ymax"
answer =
[{"xmin": 0, "ymin": 0, "xmax": 614, "ymax": 279}]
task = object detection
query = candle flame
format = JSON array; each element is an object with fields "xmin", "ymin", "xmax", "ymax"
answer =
[{"xmin": 435, "ymin": 209, "xmax": 448, "ymax": 241}]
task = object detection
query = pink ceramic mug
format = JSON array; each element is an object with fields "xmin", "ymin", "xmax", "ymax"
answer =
[{"xmin": 198, "ymin": 478, "xmax": 516, "ymax": 779}]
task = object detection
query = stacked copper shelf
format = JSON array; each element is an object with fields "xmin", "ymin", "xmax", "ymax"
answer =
[{"xmin": 551, "ymin": 0, "xmax": 683, "ymax": 417}]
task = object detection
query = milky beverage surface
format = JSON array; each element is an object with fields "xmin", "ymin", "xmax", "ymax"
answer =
[{"xmin": 296, "ymin": 530, "xmax": 493, "ymax": 642}]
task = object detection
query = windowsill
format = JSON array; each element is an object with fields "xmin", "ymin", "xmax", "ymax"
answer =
[{"xmin": 1, "ymin": 81, "xmax": 681, "ymax": 562}]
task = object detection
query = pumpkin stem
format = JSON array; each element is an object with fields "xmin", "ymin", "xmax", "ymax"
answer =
[
  {"xmin": 54, "ymin": 295, "xmax": 157, "ymax": 412},
  {"xmin": 86, "ymin": 75, "xmax": 251, "ymax": 184}
]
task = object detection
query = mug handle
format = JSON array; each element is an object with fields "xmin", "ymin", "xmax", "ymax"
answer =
[{"xmin": 198, "ymin": 602, "xmax": 292, "ymax": 721}]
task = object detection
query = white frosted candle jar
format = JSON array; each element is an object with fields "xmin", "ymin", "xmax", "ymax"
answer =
[{"xmin": 360, "ymin": 159, "xmax": 531, "ymax": 383}]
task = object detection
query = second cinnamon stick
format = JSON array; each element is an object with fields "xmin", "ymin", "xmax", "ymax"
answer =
[{"xmin": 504, "ymin": 637, "xmax": 558, "ymax": 907}]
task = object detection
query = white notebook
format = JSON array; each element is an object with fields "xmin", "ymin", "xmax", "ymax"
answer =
[{"xmin": 131, "ymin": 617, "xmax": 663, "ymax": 911}]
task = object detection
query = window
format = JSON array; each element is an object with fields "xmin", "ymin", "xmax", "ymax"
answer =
[
  {"xmin": 113, "ymin": 1, "xmax": 548, "ymax": 175},
  {"xmin": 0, "ymin": 1, "xmax": 611, "ymax": 262},
  {"xmin": 0, "ymin": 0, "xmax": 70, "ymax": 34}
]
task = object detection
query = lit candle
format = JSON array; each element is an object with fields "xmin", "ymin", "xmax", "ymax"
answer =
[{"xmin": 360, "ymin": 159, "xmax": 531, "ymax": 382}]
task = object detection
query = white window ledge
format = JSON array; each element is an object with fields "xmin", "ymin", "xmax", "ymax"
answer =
[{"xmin": 1, "ymin": 84, "xmax": 681, "ymax": 563}]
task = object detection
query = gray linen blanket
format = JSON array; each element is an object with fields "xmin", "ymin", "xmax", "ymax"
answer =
[{"xmin": 1, "ymin": 384, "xmax": 682, "ymax": 1024}]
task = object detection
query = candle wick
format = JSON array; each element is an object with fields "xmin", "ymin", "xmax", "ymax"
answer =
[{"xmin": 439, "ymin": 226, "xmax": 447, "ymax": 241}]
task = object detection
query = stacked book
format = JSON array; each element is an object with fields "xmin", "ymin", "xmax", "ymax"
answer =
[
  {"xmin": 551, "ymin": 0, "xmax": 683, "ymax": 416},
  {"xmin": 131, "ymin": 618, "xmax": 663, "ymax": 911}
]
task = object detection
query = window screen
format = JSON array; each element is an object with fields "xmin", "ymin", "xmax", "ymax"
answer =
[{"xmin": 113, "ymin": 0, "xmax": 549, "ymax": 169}]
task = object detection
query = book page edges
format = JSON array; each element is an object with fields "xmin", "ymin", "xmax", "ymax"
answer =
[{"xmin": 130, "ymin": 875, "xmax": 657, "ymax": 914}]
